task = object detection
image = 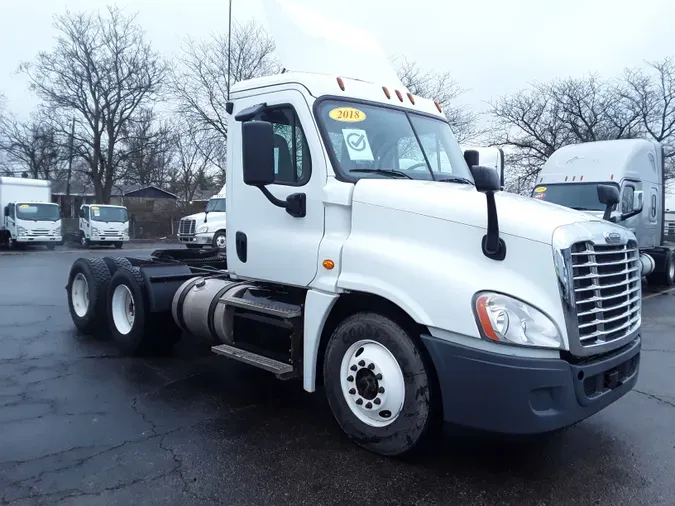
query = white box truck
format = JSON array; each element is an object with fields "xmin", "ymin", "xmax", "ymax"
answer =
[
  {"xmin": 0, "ymin": 176, "xmax": 62, "ymax": 250},
  {"xmin": 533, "ymin": 138, "xmax": 675, "ymax": 286},
  {"xmin": 177, "ymin": 185, "xmax": 227, "ymax": 249},
  {"xmin": 76, "ymin": 204, "xmax": 129, "ymax": 249},
  {"xmin": 62, "ymin": 0, "xmax": 642, "ymax": 457}
]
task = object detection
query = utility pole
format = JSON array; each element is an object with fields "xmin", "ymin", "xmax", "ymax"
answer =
[{"xmin": 65, "ymin": 117, "xmax": 75, "ymax": 197}]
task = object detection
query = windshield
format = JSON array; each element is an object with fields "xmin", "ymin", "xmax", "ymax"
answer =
[
  {"xmin": 90, "ymin": 206, "xmax": 128, "ymax": 222},
  {"xmin": 316, "ymin": 100, "xmax": 473, "ymax": 183},
  {"xmin": 16, "ymin": 203, "xmax": 60, "ymax": 222},
  {"xmin": 531, "ymin": 183, "xmax": 618, "ymax": 211},
  {"xmin": 205, "ymin": 198, "xmax": 226, "ymax": 213}
]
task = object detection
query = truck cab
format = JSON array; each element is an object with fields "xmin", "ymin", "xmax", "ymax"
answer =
[
  {"xmin": 64, "ymin": 0, "xmax": 643, "ymax": 457},
  {"xmin": 78, "ymin": 204, "xmax": 129, "ymax": 249},
  {"xmin": 0, "ymin": 177, "xmax": 62, "ymax": 250},
  {"xmin": 533, "ymin": 139, "xmax": 675, "ymax": 285},
  {"xmin": 177, "ymin": 185, "xmax": 227, "ymax": 249}
]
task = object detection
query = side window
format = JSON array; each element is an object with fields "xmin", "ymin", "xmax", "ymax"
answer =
[
  {"xmin": 8, "ymin": 203, "xmax": 15, "ymax": 218},
  {"xmin": 82, "ymin": 206, "xmax": 89, "ymax": 221},
  {"xmin": 256, "ymin": 106, "xmax": 311, "ymax": 186},
  {"xmin": 622, "ymin": 185, "xmax": 635, "ymax": 214}
]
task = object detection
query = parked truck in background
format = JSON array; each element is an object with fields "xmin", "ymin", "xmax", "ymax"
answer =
[
  {"xmin": 533, "ymin": 138, "xmax": 675, "ymax": 286},
  {"xmin": 177, "ymin": 185, "xmax": 227, "ymax": 249},
  {"xmin": 0, "ymin": 176, "xmax": 62, "ymax": 250},
  {"xmin": 63, "ymin": 0, "xmax": 642, "ymax": 457},
  {"xmin": 78, "ymin": 204, "xmax": 129, "ymax": 249}
]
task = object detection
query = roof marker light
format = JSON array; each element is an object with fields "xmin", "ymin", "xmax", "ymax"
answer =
[
  {"xmin": 382, "ymin": 86, "xmax": 391, "ymax": 99},
  {"xmin": 580, "ymin": 175, "xmax": 584, "ymax": 181},
  {"xmin": 407, "ymin": 92, "xmax": 415, "ymax": 105},
  {"xmin": 395, "ymin": 90, "xmax": 404, "ymax": 102},
  {"xmin": 565, "ymin": 176, "xmax": 568, "ymax": 181},
  {"xmin": 610, "ymin": 174, "xmax": 614, "ymax": 180},
  {"xmin": 435, "ymin": 101, "xmax": 443, "ymax": 113},
  {"xmin": 337, "ymin": 77, "xmax": 345, "ymax": 91},
  {"xmin": 572, "ymin": 176, "xmax": 576, "ymax": 181}
]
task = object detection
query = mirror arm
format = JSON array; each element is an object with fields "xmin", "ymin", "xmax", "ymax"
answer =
[
  {"xmin": 257, "ymin": 186, "xmax": 306, "ymax": 218},
  {"xmin": 602, "ymin": 205, "xmax": 613, "ymax": 222},
  {"xmin": 482, "ymin": 190, "xmax": 507, "ymax": 261}
]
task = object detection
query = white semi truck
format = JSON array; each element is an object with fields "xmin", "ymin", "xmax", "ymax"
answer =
[
  {"xmin": 0, "ymin": 176, "xmax": 62, "ymax": 250},
  {"xmin": 63, "ymin": 0, "xmax": 642, "ymax": 457},
  {"xmin": 77, "ymin": 204, "xmax": 129, "ymax": 249},
  {"xmin": 533, "ymin": 138, "xmax": 675, "ymax": 286},
  {"xmin": 177, "ymin": 185, "xmax": 227, "ymax": 249}
]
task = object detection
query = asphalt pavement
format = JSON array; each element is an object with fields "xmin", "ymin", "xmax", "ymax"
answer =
[{"xmin": 0, "ymin": 245, "xmax": 674, "ymax": 505}]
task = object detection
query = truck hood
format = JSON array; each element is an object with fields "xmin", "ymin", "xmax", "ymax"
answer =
[
  {"xmin": 181, "ymin": 211, "xmax": 226, "ymax": 223},
  {"xmin": 352, "ymin": 179, "xmax": 599, "ymax": 245}
]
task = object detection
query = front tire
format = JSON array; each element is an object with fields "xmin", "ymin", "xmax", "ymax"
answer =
[
  {"xmin": 323, "ymin": 312, "xmax": 439, "ymax": 457},
  {"xmin": 46, "ymin": 243, "xmax": 56, "ymax": 250},
  {"xmin": 107, "ymin": 267, "xmax": 182, "ymax": 355},
  {"xmin": 80, "ymin": 232, "xmax": 90, "ymax": 249},
  {"xmin": 114, "ymin": 242, "xmax": 123, "ymax": 249},
  {"xmin": 212, "ymin": 231, "xmax": 226, "ymax": 249}
]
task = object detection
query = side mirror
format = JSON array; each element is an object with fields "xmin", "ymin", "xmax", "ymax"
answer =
[
  {"xmin": 242, "ymin": 121, "xmax": 275, "ymax": 186},
  {"xmin": 597, "ymin": 184, "xmax": 619, "ymax": 221},
  {"xmin": 463, "ymin": 149, "xmax": 480, "ymax": 169},
  {"xmin": 470, "ymin": 165, "xmax": 505, "ymax": 261},
  {"xmin": 632, "ymin": 190, "xmax": 644, "ymax": 213},
  {"xmin": 470, "ymin": 165, "xmax": 501, "ymax": 193}
]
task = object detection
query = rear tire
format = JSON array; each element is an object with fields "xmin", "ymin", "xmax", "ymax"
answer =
[
  {"xmin": 102, "ymin": 256, "xmax": 133, "ymax": 277},
  {"xmin": 107, "ymin": 267, "xmax": 182, "ymax": 355},
  {"xmin": 66, "ymin": 257, "xmax": 112, "ymax": 335},
  {"xmin": 323, "ymin": 312, "xmax": 440, "ymax": 457},
  {"xmin": 647, "ymin": 249, "xmax": 675, "ymax": 287}
]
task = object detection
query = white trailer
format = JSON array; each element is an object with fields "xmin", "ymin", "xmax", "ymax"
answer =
[
  {"xmin": 0, "ymin": 177, "xmax": 62, "ymax": 249},
  {"xmin": 63, "ymin": 0, "xmax": 642, "ymax": 457},
  {"xmin": 533, "ymin": 138, "xmax": 675, "ymax": 286}
]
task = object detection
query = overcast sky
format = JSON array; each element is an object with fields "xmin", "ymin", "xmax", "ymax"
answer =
[{"xmin": 2, "ymin": 0, "xmax": 675, "ymax": 119}]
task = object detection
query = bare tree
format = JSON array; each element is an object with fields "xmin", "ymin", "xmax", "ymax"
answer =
[
  {"xmin": 0, "ymin": 111, "xmax": 64, "ymax": 180},
  {"xmin": 171, "ymin": 19, "xmax": 279, "ymax": 147},
  {"xmin": 394, "ymin": 57, "xmax": 479, "ymax": 143},
  {"xmin": 118, "ymin": 108, "xmax": 174, "ymax": 187},
  {"xmin": 167, "ymin": 121, "xmax": 219, "ymax": 203},
  {"xmin": 622, "ymin": 58, "xmax": 675, "ymax": 178},
  {"xmin": 19, "ymin": 6, "xmax": 166, "ymax": 203}
]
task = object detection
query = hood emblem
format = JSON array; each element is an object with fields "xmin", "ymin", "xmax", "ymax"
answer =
[{"xmin": 605, "ymin": 231, "xmax": 623, "ymax": 244}]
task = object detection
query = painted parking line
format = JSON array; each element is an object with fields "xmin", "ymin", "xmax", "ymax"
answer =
[{"xmin": 643, "ymin": 286, "xmax": 675, "ymax": 301}]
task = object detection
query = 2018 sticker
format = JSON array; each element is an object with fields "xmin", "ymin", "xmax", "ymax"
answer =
[
  {"xmin": 329, "ymin": 107, "xmax": 366, "ymax": 122},
  {"xmin": 534, "ymin": 186, "xmax": 547, "ymax": 193},
  {"xmin": 91, "ymin": 206, "xmax": 99, "ymax": 210},
  {"xmin": 534, "ymin": 193, "xmax": 546, "ymax": 199}
]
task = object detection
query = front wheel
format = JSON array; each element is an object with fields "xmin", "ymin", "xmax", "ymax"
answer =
[
  {"xmin": 663, "ymin": 250, "xmax": 675, "ymax": 286},
  {"xmin": 80, "ymin": 232, "xmax": 90, "ymax": 249},
  {"xmin": 46, "ymin": 243, "xmax": 56, "ymax": 250},
  {"xmin": 114, "ymin": 242, "xmax": 123, "ymax": 249},
  {"xmin": 212, "ymin": 231, "xmax": 226, "ymax": 249},
  {"xmin": 323, "ymin": 312, "xmax": 440, "ymax": 457}
]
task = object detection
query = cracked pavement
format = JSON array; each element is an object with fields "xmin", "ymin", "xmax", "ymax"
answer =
[{"xmin": 1, "ymin": 246, "xmax": 674, "ymax": 505}]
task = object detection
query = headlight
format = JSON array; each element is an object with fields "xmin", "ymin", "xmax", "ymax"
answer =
[
  {"xmin": 473, "ymin": 292, "xmax": 562, "ymax": 349},
  {"xmin": 196, "ymin": 225, "xmax": 209, "ymax": 233},
  {"xmin": 18, "ymin": 226, "xmax": 27, "ymax": 235},
  {"xmin": 55, "ymin": 227, "xmax": 61, "ymax": 236},
  {"xmin": 91, "ymin": 227, "xmax": 99, "ymax": 235},
  {"xmin": 123, "ymin": 227, "xmax": 129, "ymax": 235}
]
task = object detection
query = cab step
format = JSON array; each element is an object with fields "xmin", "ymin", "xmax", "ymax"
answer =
[
  {"xmin": 211, "ymin": 343, "xmax": 296, "ymax": 379},
  {"xmin": 219, "ymin": 295, "xmax": 302, "ymax": 319}
]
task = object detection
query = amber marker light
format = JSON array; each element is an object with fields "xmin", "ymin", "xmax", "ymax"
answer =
[{"xmin": 323, "ymin": 259, "xmax": 335, "ymax": 270}]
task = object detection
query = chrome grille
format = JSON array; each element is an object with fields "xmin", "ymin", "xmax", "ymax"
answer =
[
  {"xmin": 28, "ymin": 229, "xmax": 50, "ymax": 236},
  {"xmin": 178, "ymin": 219, "xmax": 195, "ymax": 236},
  {"xmin": 571, "ymin": 240, "xmax": 641, "ymax": 347}
]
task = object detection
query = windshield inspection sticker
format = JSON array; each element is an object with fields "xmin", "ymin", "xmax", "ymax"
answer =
[
  {"xmin": 534, "ymin": 192, "xmax": 546, "ymax": 199},
  {"xmin": 329, "ymin": 107, "xmax": 366, "ymax": 122},
  {"xmin": 342, "ymin": 128, "xmax": 374, "ymax": 161},
  {"xmin": 534, "ymin": 186, "xmax": 547, "ymax": 193}
]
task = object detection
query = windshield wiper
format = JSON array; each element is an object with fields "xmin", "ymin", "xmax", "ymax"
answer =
[
  {"xmin": 436, "ymin": 176, "xmax": 475, "ymax": 186},
  {"xmin": 350, "ymin": 169, "xmax": 412, "ymax": 179}
]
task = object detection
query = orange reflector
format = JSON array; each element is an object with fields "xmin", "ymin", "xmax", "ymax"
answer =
[
  {"xmin": 395, "ymin": 90, "xmax": 404, "ymax": 102},
  {"xmin": 322, "ymin": 259, "xmax": 335, "ymax": 270},
  {"xmin": 434, "ymin": 101, "xmax": 442, "ymax": 113},
  {"xmin": 475, "ymin": 296, "xmax": 499, "ymax": 342},
  {"xmin": 382, "ymin": 86, "xmax": 391, "ymax": 99},
  {"xmin": 337, "ymin": 77, "xmax": 345, "ymax": 91},
  {"xmin": 407, "ymin": 92, "xmax": 415, "ymax": 104}
]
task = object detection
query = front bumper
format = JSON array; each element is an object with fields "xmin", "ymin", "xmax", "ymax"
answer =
[
  {"xmin": 17, "ymin": 235, "xmax": 62, "ymax": 244},
  {"xmin": 421, "ymin": 334, "xmax": 640, "ymax": 434},
  {"xmin": 91, "ymin": 236, "xmax": 128, "ymax": 243},
  {"xmin": 178, "ymin": 233, "xmax": 213, "ymax": 246}
]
